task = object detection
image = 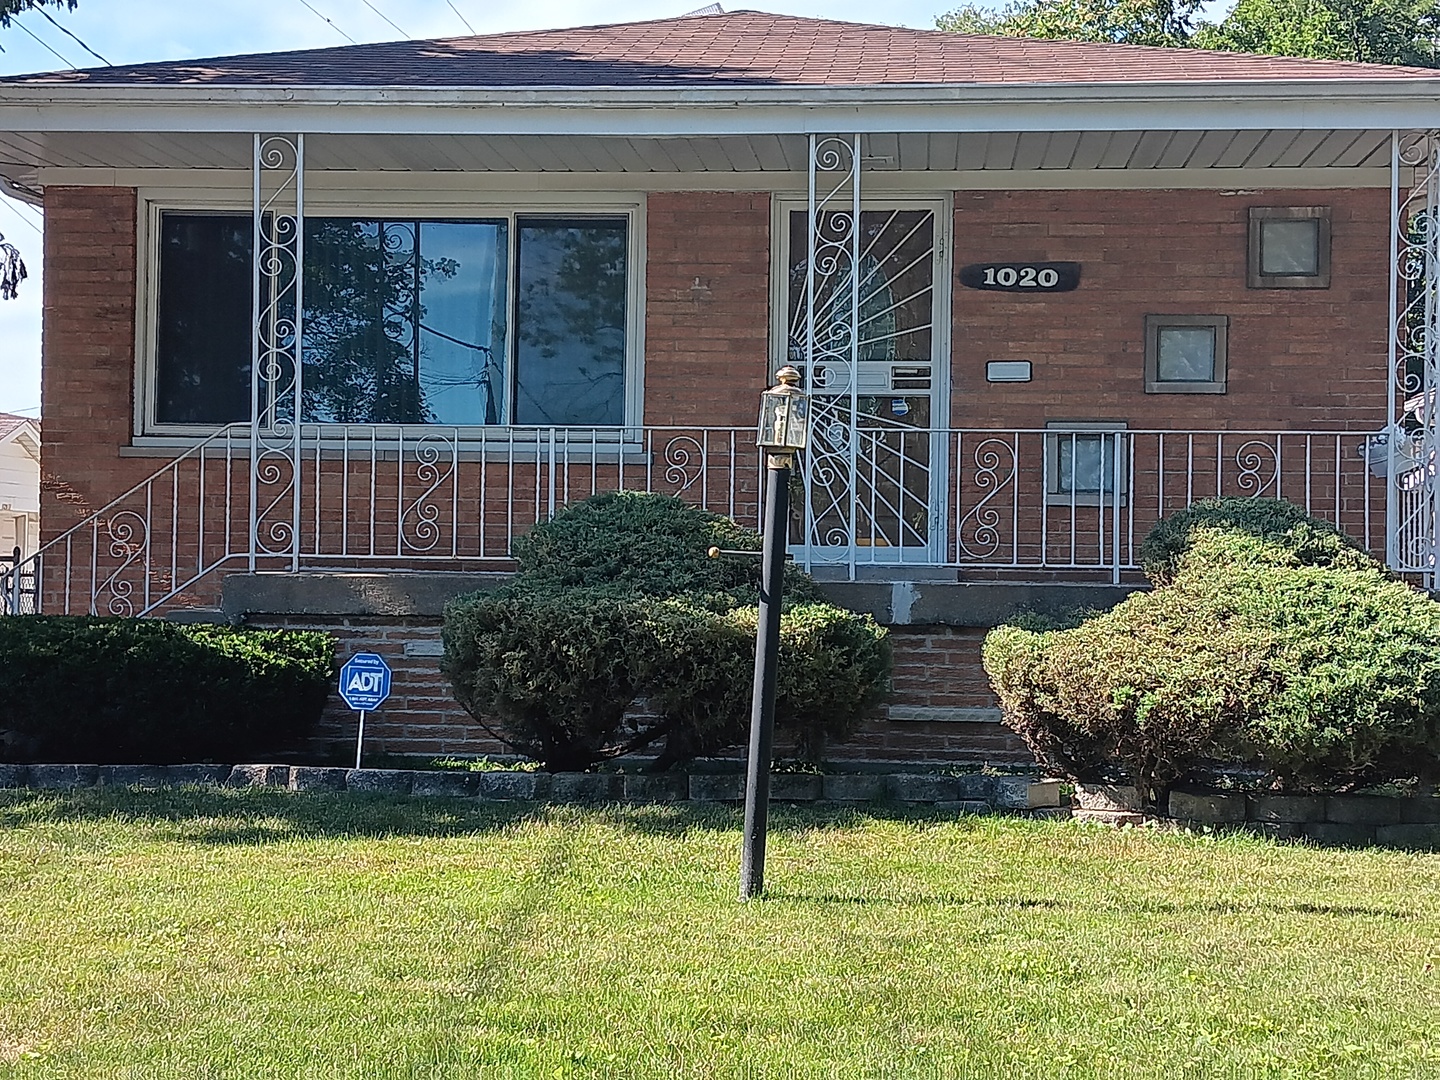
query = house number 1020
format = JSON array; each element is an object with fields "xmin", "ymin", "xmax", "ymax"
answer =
[{"xmin": 958, "ymin": 261, "xmax": 1081, "ymax": 293}]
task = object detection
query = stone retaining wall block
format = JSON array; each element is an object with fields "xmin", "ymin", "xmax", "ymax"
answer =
[
  {"xmin": 345, "ymin": 769, "xmax": 415, "ymax": 795},
  {"xmin": 689, "ymin": 774, "xmax": 744, "ymax": 802},
  {"xmin": 888, "ymin": 774, "xmax": 961, "ymax": 803},
  {"xmin": 289, "ymin": 767, "xmax": 348, "ymax": 792},
  {"xmin": 1302, "ymin": 822, "xmax": 1376, "ymax": 846},
  {"xmin": 0, "ymin": 764, "xmax": 29, "ymax": 788},
  {"xmin": 1074, "ymin": 784, "xmax": 1143, "ymax": 813},
  {"xmin": 1167, "ymin": 789, "xmax": 1247, "ymax": 824},
  {"xmin": 1401, "ymin": 797, "xmax": 1440, "ymax": 824},
  {"xmin": 1325, "ymin": 796, "xmax": 1406, "ymax": 825},
  {"xmin": 98, "ymin": 765, "xmax": 170, "ymax": 789},
  {"xmin": 821, "ymin": 774, "xmax": 885, "ymax": 802},
  {"xmin": 410, "ymin": 771, "xmax": 480, "ymax": 798},
  {"xmin": 1249, "ymin": 795, "xmax": 1327, "ymax": 823},
  {"xmin": 474, "ymin": 772, "xmax": 542, "ymax": 801},
  {"xmin": 227, "ymin": 765, "xmax": 292, "ymax": 787},
  {"xmin": 933, "ymin": 800, "xmax": 992, "ymax": 815},
  {"xmin": 954, "ymin": 774, "xmax": 997, "ymax": 800},
  {"xmin": 1071, "ymin": 808, "xmax": 1147, "ymax": 826},
  {"xmin": 994, "ymin": 777, "xmax": 1063, "ymax": 810},
  {"xmin": 1375, "ymin": 823, "xmax": 1440, "ymax": 847},
  {"xmin": 548, "ymin": 773, "xmax": 623, "ymax": 803},
  {"xmin": 770, "ymin": 774, "xmax": 823, "ymax": 802},
  {"xmin": 29, "ymin": 765, "xmax": 99, "ymax": 790},
  {"xmin": 166, "ymin": 765, "xmax": 232, "ymax": 786},
  {"xmin": 1242, "ymin": 821, "xmax": 1306, "ymax": 841},
  {"xmin": 622, "ymin": 774, "xmax": 688, "ymax": 802}
]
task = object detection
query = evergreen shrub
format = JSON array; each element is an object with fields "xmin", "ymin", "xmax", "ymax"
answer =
[
  {"xmin": 442, "ymin": 492, "xmax": 891, "ymax": 771},
  {"xmin": 0, "ymin": 617, "xmax": 334, "ymax": 763},
  {"xmin": 984, "ymin": 501, "xmax": 1440, "ymax": 802}
]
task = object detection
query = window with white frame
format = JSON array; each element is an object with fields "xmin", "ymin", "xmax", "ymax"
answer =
[
  {"xmin": 1045, "ymin": 422, "xmax": 1128, "ymax": 506},
  {"xmin": 148, "ymin": 209, "xmax": 634, "ymax": 431}
]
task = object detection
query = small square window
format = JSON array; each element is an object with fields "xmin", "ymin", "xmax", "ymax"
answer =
[
  {"xmin": 1145, "ymin": 315, "xmax": 1227, "ymax": 394},
  {"xmin": 1248, "ymin": 207, "xmax": 1331, "ymax": 289},
  {"xmin": 1045, "ymin": 422, "xmax": 1128, "ymax": 507}
]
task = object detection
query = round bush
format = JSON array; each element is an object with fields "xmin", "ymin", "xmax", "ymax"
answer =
[
  {"xmin": 0, "ymin": 617, "xmax": 335, "ymax": 763},
  {"xmin": 442, "ymin": 492, "xmax": 891, "ymax": 772},
  {"xmin": 1139, "ymin": 496, "xmax": 1376, "ymax": 586},
  {"xmin": 984, "ymin": 529, "xmax": 1440, "ymax": 801}
]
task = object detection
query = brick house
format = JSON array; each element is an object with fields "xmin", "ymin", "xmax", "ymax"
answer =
[{"xmin": 2, "ymin": 11, "xmax": 1439, "ymax": 764}]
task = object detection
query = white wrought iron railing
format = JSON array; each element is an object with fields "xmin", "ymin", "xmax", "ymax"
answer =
[{"xmin": 0, "ymin": 424, "xmax": 1405, "ymax": 617}]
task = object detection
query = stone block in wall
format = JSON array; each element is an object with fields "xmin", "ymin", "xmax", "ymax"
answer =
[
  {"xmin": 1401, "ymin": 797, "xmax": 1440, "ymax": 824},
  {"xmin": 822, "ymin": 774, "xmax": 886, "ymax": 802},
  {"xmin": 993, "ymin": 777, "xmax": 1063, "ymax": 810},
  {"xmin": 345, "ymin": 769, "xmax": 415, "ymax": 795},
  {"xmin": 98, "ymin": 765, "xmax": 170, "ymax": 789},
  {"xmin": 955, "ymin": 774, "xmax": 997, "ymax": 801},
  {"xmin": 289, "ymin": 767, "xmax": 347, "ymax": 792},
  {"xmin": 888, "ymin": 774, "xmax": 961, "ymax": 803},
  {"xmin": 0, "ymin": 764, "xmax": 29, "ymax": 788},
  {"xmin": 1375, "ymin": 823, "xmax": 1440, "ymax": 847},
  {"xmin": 474, "ymin": 771, "xmax": 542, "ymax": 801},
  {"xmin": 227, "ymin": 764, "xmax": 291, "ymax": 788},
  {"xmin": 934, "ymin": 800, "xmax": 992, "ymax": 815},
  {"xmin": 1242, "ymin": 821, "xmax": 1306, "ymax": 841},
  {"xmin": 548, "ymin": 773, "xmax": 622, "ymax": 803},
  {"xmin": 689, "ymin": 774, "xmax": 744, "ymax": 802},
  {"xmin": 623, "ymin": 774, "xmax": 688, "ymax": 802},
  {"xmin": 410, "ymin": 771, "xmax": 480, "ymax": 798},
  {"xmin": 165, "ymin": 765, "xmax": 232, "ymax": 787},
  {"xmin": 1249, "ymin": 795, "xmax": 1327, "ymax": 823},
  {"xmin": 1325, "ymin": 795, "xmax": 1407, "ymax": 825},
  {"xmin": 29, "ymin": 765, "xmax": 98, "ymax": 790},
  {"xmin": 1167, "ymin": 789, "xmax": 1246, "ymax": 824},
  {"xmin": 1071, "ymin": 808, "xmax": 1147, "ymax": 826},
  {"xmin": 1302, "ymin": 822, "xmax": 1375, "ymax": 847},
  {"xmin": 1074, "ymin": 783, "xmax": 1143, "ymax": 813},
  {"xmin": 770, "ymin": 774, "xmax": 822, "ymax": 802}
]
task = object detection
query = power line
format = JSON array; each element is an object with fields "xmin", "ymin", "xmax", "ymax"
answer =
[
  {"xmin": 10, "ymin": 15, "xmax": 76, "ymax": 70},
  {"xmin": 32, "ymin": 6, "xmax": 110, "ymax": 66},
  {"xmin": 446, "ymin": 0, "xmax": 476, "ymax": 34},
  {"xmin": 361, "ymin": 0, "xmax": 409, "ymax": 38},
  {"xmin": 0, "ymin": 198, "xmax": 43, "ymax": 236},
  {"xmin": 297, "ymin": 0, "xmax": 358, "ymax": 44}
]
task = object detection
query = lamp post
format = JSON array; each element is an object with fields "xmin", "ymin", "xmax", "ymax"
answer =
[{"xmin": 740, "ymin": 365, "xmax": 810, "ymax": 901}]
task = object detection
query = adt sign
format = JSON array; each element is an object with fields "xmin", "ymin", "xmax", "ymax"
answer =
[{"xmin": 339, "ymin": 653, "xmax": 391, "ymax": 713}]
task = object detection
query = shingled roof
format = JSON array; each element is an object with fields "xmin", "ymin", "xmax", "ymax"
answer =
[{"xmin": 3, "ymin": 10, "xmax": 1434, "ymax": 88}]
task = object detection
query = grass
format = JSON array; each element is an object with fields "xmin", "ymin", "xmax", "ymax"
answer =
[{"xmin": 1, "ymin": 790, "xmax": 1439, "ymax": 1079}]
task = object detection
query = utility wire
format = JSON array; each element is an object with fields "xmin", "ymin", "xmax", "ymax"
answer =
[
  {"xmin": 446, "ymin": 0, "xmax": 476, "ymax": 33},
  {"xmin": 361, "ymin": 0, "xmax": 409, "ymax": 37},
  {"xmin": 0, "ymin": 198, "xmax": 42, "ymax": 236},
  {"xmin": 32, "ymin": 7, "xmax": 110, "ymax": 66},
  {"xmin": 10, "ymin": 15, "xmax": 76, "ymax": 69},
  {"xmin": 297, "ymin": 0, "xmax": 358, "ymax": 44}
]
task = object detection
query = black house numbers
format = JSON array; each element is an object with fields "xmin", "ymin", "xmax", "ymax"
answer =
[{"xmin": 959, "ymin": 261, "xmax": 1081, "ymax": 293}]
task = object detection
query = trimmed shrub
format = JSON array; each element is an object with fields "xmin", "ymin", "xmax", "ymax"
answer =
[
  {"xmin": 442, "ymin": 492, "xmax": 891, "ymax": 772},
  {"xmin": 984, "ymin": 521, "xmax": 1440, "ymax": 801},
  {"xmin": 0, "ymin": 617, "xmax": 335, "ymax": 763},
  {"xmin": 1139, "ymin": 496, "xmax": 1376, "ymax": 586}
]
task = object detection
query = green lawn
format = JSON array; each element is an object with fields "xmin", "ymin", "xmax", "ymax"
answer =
[{"xmin": 1, "ymin": 790, "xmax": 1439, "ymax": 1078}]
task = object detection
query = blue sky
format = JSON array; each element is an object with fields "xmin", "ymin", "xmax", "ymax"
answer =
[{"xmin": 0, "ymin": 0, "xmax": 1234, "ymax": 418}]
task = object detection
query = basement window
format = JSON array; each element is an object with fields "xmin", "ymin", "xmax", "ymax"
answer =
[
  {"xmin": 1248, "ymin": 206, "xmax": 1331, "ymax": 289},
  {"xmin": 1045, "ymin": 422, "xmax": 1129, "ymax": 507}
]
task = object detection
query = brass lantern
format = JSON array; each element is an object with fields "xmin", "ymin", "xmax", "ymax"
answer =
[{"xmin": 757, "ymin": 366, "xmax": 810, "ymax": 455}]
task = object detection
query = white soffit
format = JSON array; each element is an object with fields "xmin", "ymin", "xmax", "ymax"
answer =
[{"xmin": 0, "ymin": 129, "xmax": 1396, "ymax": 185}]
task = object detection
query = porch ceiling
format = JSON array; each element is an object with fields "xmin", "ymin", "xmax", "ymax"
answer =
[{"xmin": 0, "ymin": 128, "xmax": 1396, "ymax": 188}]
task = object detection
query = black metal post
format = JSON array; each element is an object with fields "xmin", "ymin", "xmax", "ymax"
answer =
[{"xmin": 740, "ymin": 454, "xmax": 791, "ymax": 901}]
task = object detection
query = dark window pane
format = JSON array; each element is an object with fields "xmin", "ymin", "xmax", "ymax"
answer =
[
  {"xmin": 155, "ymin": 213, "xmax": 253, "ymax": 425},
  {"xmin": 514, "ymin": 217, "xmax": 627, "ymax": 426},
  {"xmin": 301, "ymin": 219, "xmax": 508, "ymax": 424}
]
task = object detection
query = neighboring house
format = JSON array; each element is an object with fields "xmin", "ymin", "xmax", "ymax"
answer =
[
  {"xmin": 1, "ymin": 10, "xmax": 1439, "ymax": 762},
  {"xmin": 0, "ymin": 414, "xmax": 38, "ymax": 560}
]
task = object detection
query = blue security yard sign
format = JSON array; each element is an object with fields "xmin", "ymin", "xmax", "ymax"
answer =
[
  {"xmin": 339, "ymin": 652, "xmax": 391, "ymax": 712},
  {"xmin": 339, "ymin": 653, "xmax": 391, "ymax": 769}
]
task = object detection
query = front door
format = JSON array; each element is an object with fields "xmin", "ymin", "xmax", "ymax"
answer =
[{"xmin": 782, "ymin": 203, "xmax": 945, "ymax": 568}]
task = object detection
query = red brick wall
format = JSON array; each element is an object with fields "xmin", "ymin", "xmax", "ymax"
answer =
[
  {"xmin": 954, "ymin": 188, "xmax": 1389, "ymax": 429},
  {"xmin": 643, "ymin": 192, "xmax": 770, "ymax": 427},
  {"xmin": 40, "ymin": 187, "xmax": 149, "ymax": 540}
]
